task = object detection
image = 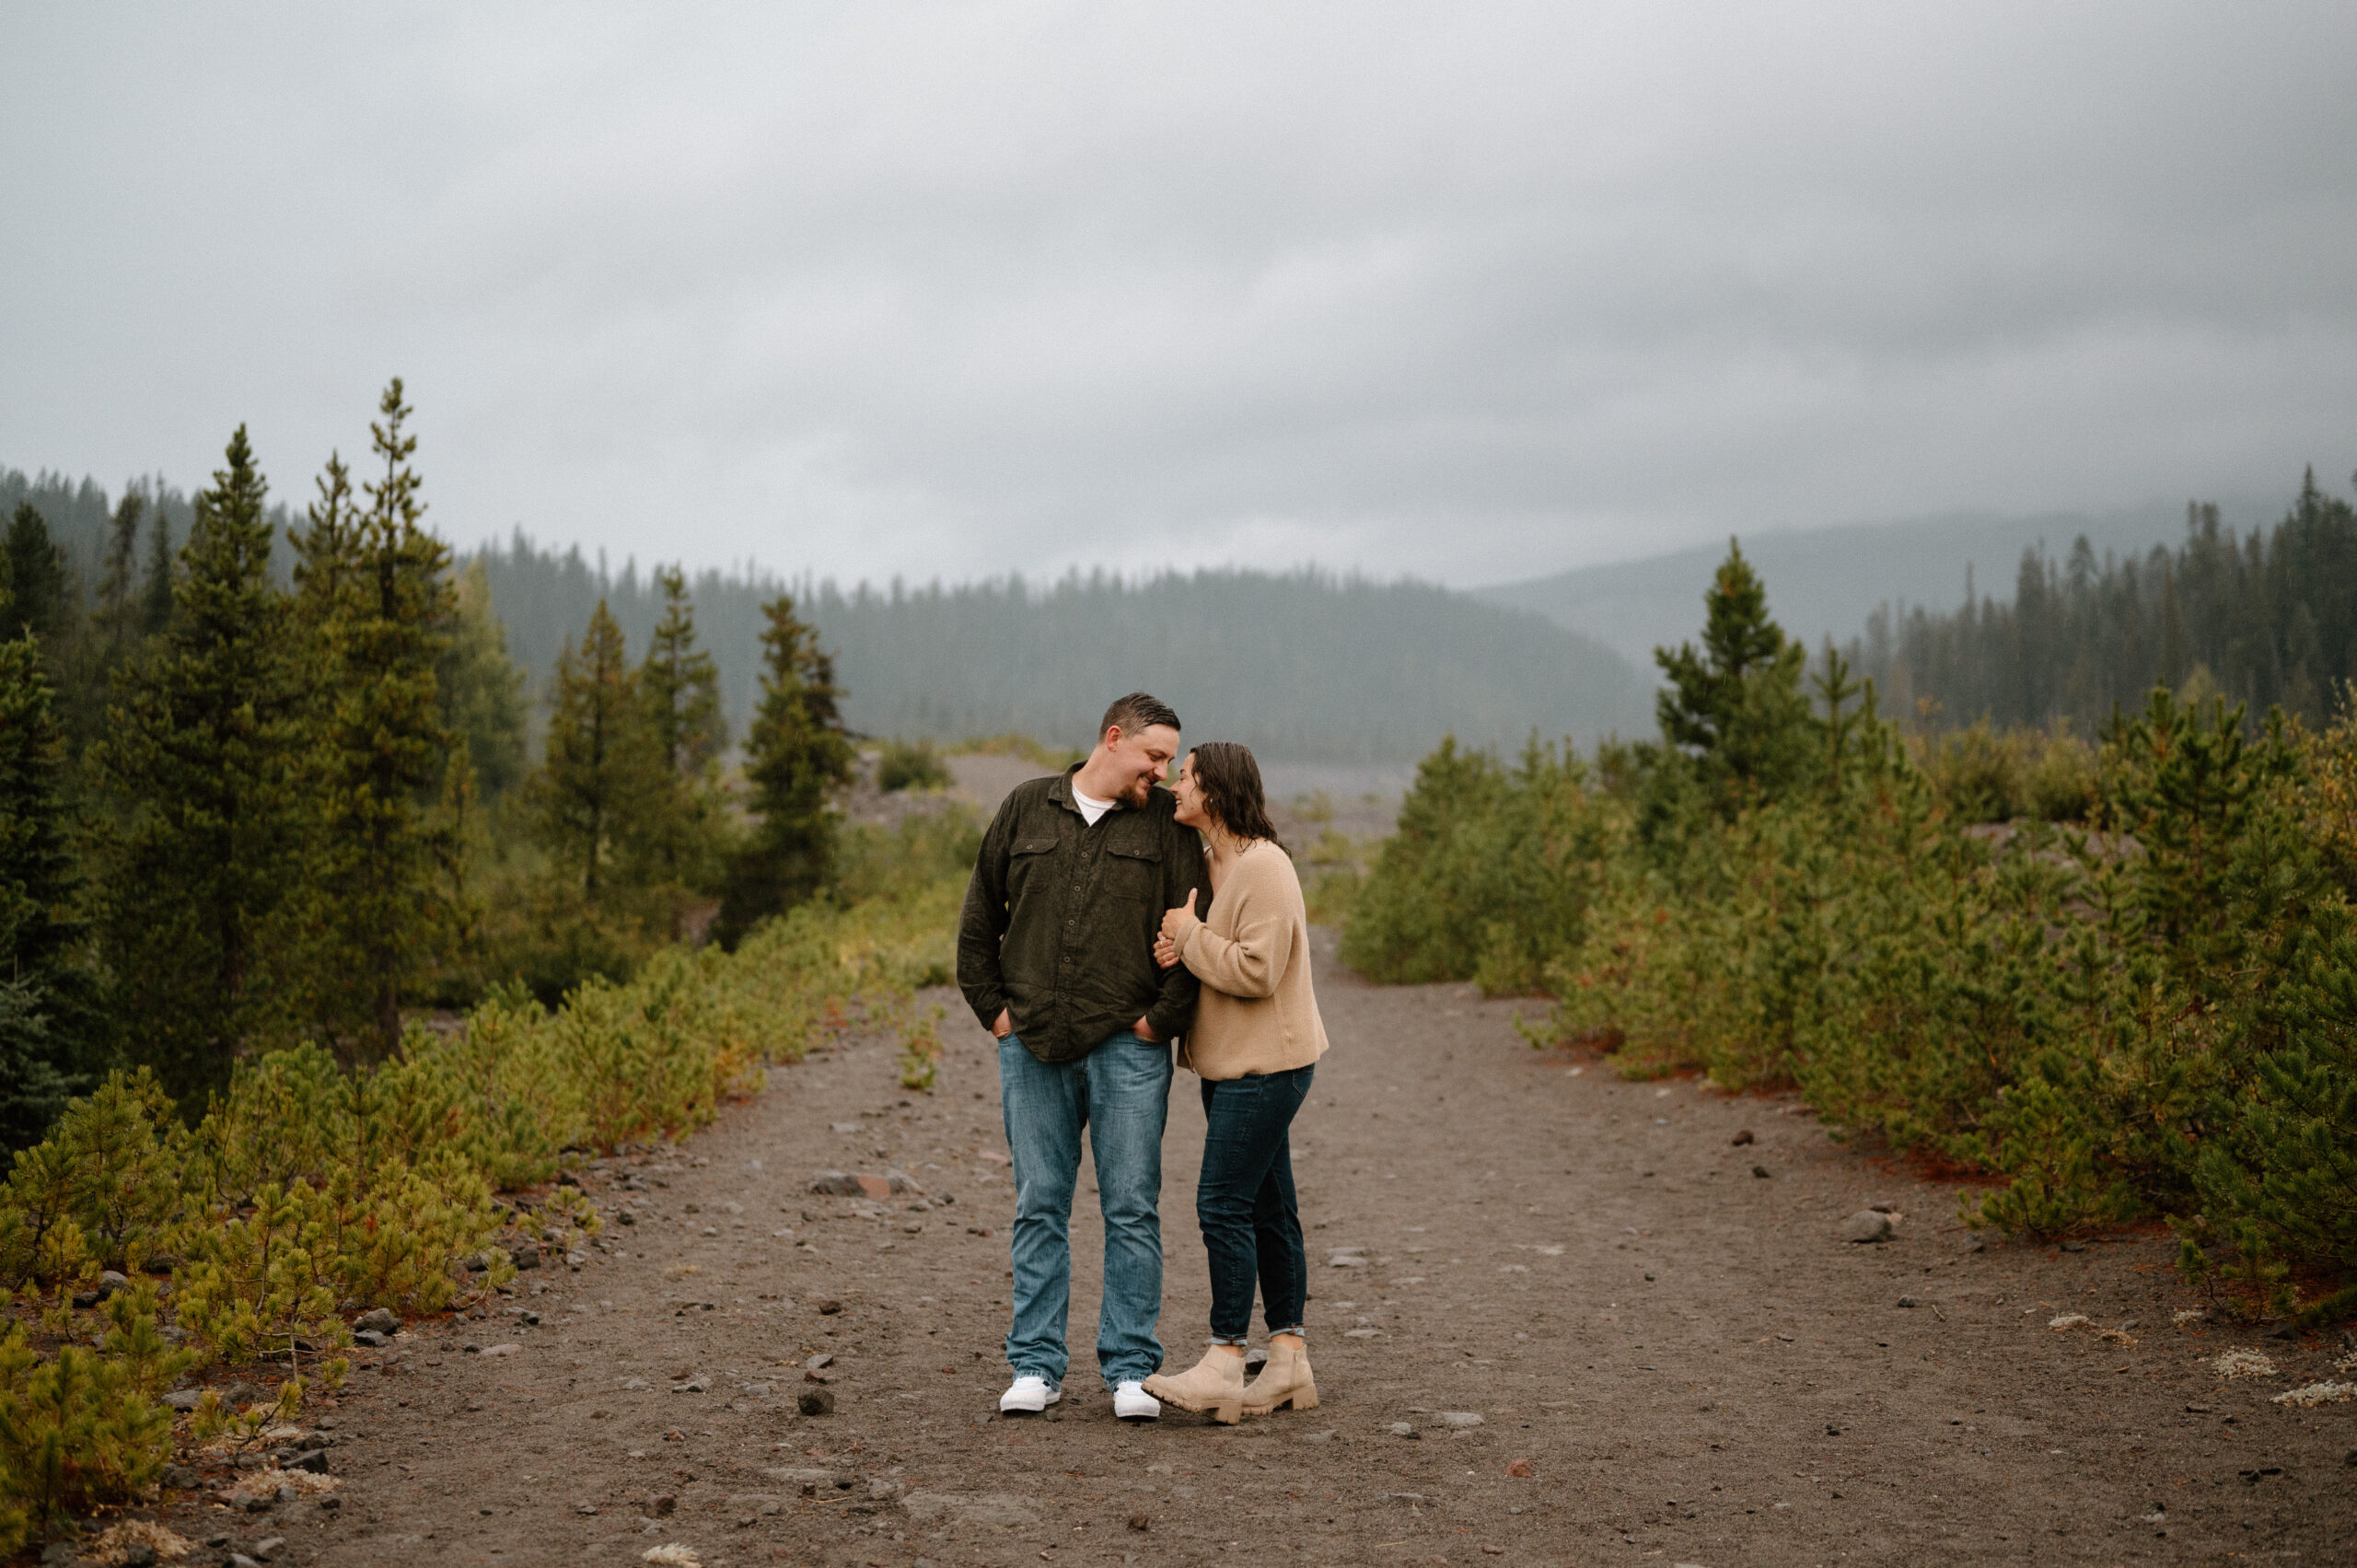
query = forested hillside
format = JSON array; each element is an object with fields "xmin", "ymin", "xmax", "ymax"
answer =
[
  {"xmin": 471, "ymin": 542, "xmax": 1650, "ymax": 761},
  {"xmin": 1850, "ymin": 470, "xmax": 2357, "ymax": 731}
]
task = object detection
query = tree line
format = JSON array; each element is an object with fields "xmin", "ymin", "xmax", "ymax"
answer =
[
  {"xmin": 0, "ymin": 385, "xmax": 853, "ymax": 1149},
  {"xmin": 1850, "ymin": 467, "xmax": 2357, "ymax": 734}
]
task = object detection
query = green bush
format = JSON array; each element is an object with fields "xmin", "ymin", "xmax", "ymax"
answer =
[
  {"xmin": 876, "ymin": 738, "xmax": 953, "ymax": 794},
  {"xmin": 1338, "ymin": 738, "xmax": 1613, "ymax": 994}
]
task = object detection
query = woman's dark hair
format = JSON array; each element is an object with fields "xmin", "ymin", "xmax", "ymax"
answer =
[{"xmin": 1188, "ymin": 741, "xmax": 1283, "ymax": 850}]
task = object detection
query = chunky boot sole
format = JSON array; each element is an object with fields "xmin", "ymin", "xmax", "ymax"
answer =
[
  {"xmin": 1141, "ymin": 1376, "xmax": 1242, "ymax": 1424},
  {"xmin": 1244, "ymin": 1378, "xmax": 1318, "ymax": 1416}
]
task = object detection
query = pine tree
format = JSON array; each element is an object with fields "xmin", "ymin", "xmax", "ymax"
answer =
[
  {"xmin": 88, "ymin": 488, "xmax": 149, "ymax": 692},
  {"xmin": 714, "ymin": 594, "xmax": 853, "ymax": 948},
  {"xmin": 634, "ymin": 565, "xmax": 730, "ymax": 931},
  {"xmin": 1654, "ymin": 540, "xmax": 1817, "ymax": 810},
  {"xmin": 0, "ymin": 636, "xmax": 99, "ymax": 1149},
  {"xmin": 436, "ymin": 559, "xmax": 528, "ymax": 799},
  {"xmin": 137, "ymin": 501, "xmax": 175, "ymax": 639},
  {"xmin": 4, "ymin": 504, "xmax": 72, "ymax": 648},
  {"xmin": 288, "ymin": 381, "xmax": 459, "ymax": 1054},
  {"xmin": 529, "ymin": 600, "xmax": 653, "ymax": 902},
  {"xmin": 89, "ymin": 426, "xmax": 304, "ymax": 1105}
]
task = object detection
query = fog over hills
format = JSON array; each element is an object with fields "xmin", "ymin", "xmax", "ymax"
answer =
[
  {"xmin": 466, "ymin": 546, "xmax": 1655, "ymax": 763},
  {"xmin": 1477, "ymin": 499, "xmax": 2280, "ymax": 668}
]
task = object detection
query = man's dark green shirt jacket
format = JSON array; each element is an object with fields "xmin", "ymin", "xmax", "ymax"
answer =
[{"xmin": 958, "ymin": 765, "xmax": 1208, "ymax": 1064}]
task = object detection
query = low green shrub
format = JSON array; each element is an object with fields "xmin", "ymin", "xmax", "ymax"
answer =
[{"xmin": 876, "ymin": 738, "xmax": 953, "ymax": 794}]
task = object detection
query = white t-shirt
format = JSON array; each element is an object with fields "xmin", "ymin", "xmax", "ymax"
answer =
[{"xmin": 1072, "ymin": 784, "xmax": 1118, "ymax": 827}]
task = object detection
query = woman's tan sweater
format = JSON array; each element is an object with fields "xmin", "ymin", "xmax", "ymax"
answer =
[{"xmin": 1169, "ymin": 839, "xmax": 1329, "ymax": 1081}]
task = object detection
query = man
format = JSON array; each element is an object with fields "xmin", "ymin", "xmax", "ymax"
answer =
[{"xmin": 958, "ymin": 691, "xmax": 1207, "ymax": 1422}]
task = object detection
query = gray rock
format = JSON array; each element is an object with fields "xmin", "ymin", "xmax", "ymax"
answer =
[
  {"xmin": 900, "ymin": 1492, "xmax": 1040, "ymax": 1528},
  {"xmin": 224, "ymin": 1380, "xmax": 269, "ymax": 1410},
  {"xmin": 764, "ymin": 1467, "xmax": 834, "ymax": 1493},
  {"xmin": 1865, "ymin": 1200, "xmax": 1898, "ymax": 1214},
  {"xmin": 508, "ymin": 1243, "xmax": 540, "ymax": 1271},
  {"xmin": 1387, "ymin": 1422, "xmax": 1418, "ymax": 1437},
  {"xmin": 726, "ymin": 1493, "xmax": 786, "ymax": 1516},
  {"xmin": 354, "ymin": 1307, "xmax": 399, "ymax": 1334},
  {"xmin": 286, "ymin": 1449, "xmax": 329, "ymax": 1474},
  {"xmin": 39, "ymin": 1543, "xmax": 79, "ymax": 1566},
  {"xmin": 122, "ymin": 1544, "xmax": 157, "ymax": 1568},
  {"xmin": 1752, "ymin": 1165, "xmax": 1771, "ymax": 1179},
  {"xmin": 797, "ymin": 1388, "xmax": 837, "ymax": 1416},
  {"xmin": 162, "ymin": 1463, "xmax": 201, "ymax": 1487},
  {"xmin": 869, "ymin": 1478, "xmax": 905, "ymax": 1501},
  {"xmin": 1435, "ymin": 1411, "xmax": 1484, "ymax": 1428},
  {"xmin": 670, "ymin": 1376, "xmax": 708, "ymax": 1394},
  {"xmin": 1840, "ymin": 1211, "xmax": 1894, "ymax": 1244},
  {"xmin": 1896, "ymin": 1295, "xmax": 1920, "ymax": 1308},
  {"xmin": 98, "ymin": 1269, "xmax": 130, "ymax": 1296},
  {"xmin": 163, "ymin": 1388, "xmax": 206, "ymax": 1411},
  {"xmin": 353, "ymin": 1330, "xmax": 389, "ymax": 1349},
  {"xmin": 251, "ymin": 1539, "xmax": 285, "ymax": 1562},
  {"xmin": 805, "ymin": 1352, "xmax": 834, "ymax": 1370},
  {"xmin": 226, "ymin": 1557, "xmax": 261, "ymax": 1568},
  {"xmin": 809, "ymin": 1170, "xmax": 865, "ymax": 1195}
]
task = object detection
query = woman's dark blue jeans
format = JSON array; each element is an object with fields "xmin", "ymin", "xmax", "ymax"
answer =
[{"xmin": 1196, "ymin": 1064, "xmax": 1315, "ymax": 1343}]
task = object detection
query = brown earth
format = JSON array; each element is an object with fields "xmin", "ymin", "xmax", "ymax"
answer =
[{"xmin": 155, "ymin": 930, "xmax": 2352, "ymax": 1567}]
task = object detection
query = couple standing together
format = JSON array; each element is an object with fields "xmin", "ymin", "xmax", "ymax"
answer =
[{"xmin": 956, "ymin": 692, "xmax": 1329, "ymax": 1424}]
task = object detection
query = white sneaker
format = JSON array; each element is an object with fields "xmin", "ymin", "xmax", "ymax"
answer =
[
  {"xmin": 999, "ymin": 1375, "xmax": 1061, "ymax": 1414},
  {"xmin": 1112, "ymin": 1380, "xmax": 1160, "ymax": 1422}
]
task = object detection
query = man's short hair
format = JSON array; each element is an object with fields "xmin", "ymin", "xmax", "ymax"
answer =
[{"xmin": 1099, "ymin": 691, "xmax": 1180, "ymax": 743}]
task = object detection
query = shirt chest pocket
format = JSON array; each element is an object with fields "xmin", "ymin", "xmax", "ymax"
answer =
[
  {"xmin": 1103, "ymin": 841, "xmax": 1163, "ymax": 905},
  {"xmin": 1006, "ymin": 837, "xmax": 1061, "ymax": 901}
]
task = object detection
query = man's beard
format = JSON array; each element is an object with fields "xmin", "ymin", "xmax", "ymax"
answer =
[{"xmin": 1121, "ymin": 772, "xmax": 1155, "ymax": 807}]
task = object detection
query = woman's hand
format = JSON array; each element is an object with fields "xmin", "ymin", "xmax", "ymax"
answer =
[
  {"xmin": 1159, "ymin": 889, "xmax": 1200, "ymax": 946},
  {"xmin": 1153, "ymin": 933, "xmax": 1181, "ymax": 970}
]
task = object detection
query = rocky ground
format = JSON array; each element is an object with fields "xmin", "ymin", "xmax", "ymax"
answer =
[{"xmin": 122, "ymin": 930, "xmax": 2353, "ymax": 1567}]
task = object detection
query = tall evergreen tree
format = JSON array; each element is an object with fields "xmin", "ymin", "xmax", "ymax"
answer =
[
  {"xmin": 1655, "ymin": 540, "xmax": 1817, "ymax": 808},
  {"xmin": 90, "ymin": 488, "xmax": 147, "ymax": 675},
  {"xmin": 529, "ymin": 600, "xmax": 652, "ymax": 902},
  {"xmin": 290, "ymin": 381, "xmax": 459, "ymax": 1054},
  {"xmin": 437, "ymin": 559, "xmax": 529, "ymax": 799},
  {"xmin": 4, "ymin": 503, "xmax": 73, "ymax": 649},
  {"xmin": 0, "ymin": 628, "xmax": 99, "ymax": 1148},
  {"xmin": 90, "ymin": 426, "xmax": 304, "ymax": 1105},
  {"xmin": 714, "ymin": 594, "xmax": 852, "ymax": 948},
  {"xmin": 138, "ymin": 499, "xmax": 175, "ymax": 639},
  {"xmin": 634, "ymin": 565, "xmax": 729, "ymax": 930}
]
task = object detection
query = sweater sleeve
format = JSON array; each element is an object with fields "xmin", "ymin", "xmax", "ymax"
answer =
[{"xmin": 1174, "ymin": 854, "xmax": 1295, "ymax": 1001}]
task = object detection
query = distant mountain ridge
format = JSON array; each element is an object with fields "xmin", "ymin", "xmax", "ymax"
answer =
[
  {"xmin": 1476, "ymin": 499, "xmax": 2279, "ymax": 669},
  {"xmin": 468, "ymin": 547, "xmax": 1656, "ymax": 763}
]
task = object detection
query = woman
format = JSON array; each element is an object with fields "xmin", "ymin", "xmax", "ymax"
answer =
[{"xmin": 1140, "ymin": 741, "xmax": 1329, "ymax": 1423}]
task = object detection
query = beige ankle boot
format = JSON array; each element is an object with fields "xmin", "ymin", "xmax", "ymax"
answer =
[
  {"xmin": 1141, "ymin": 1347, "xmax": 1245, "ymax": 1423},
  {"xmin": 1242, "ymin": 1339, "xmax": 1318, "ymax": 1415}
]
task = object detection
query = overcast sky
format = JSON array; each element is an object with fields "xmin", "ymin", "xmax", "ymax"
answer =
[{"xmin": 5, "ymin": 3, "xmax": 2353, "ymax": 588}]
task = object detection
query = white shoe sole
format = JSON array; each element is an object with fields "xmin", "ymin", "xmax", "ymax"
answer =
[
  {"xmin": 998, "ymin": 1385, "xmax": 1062, "ymax": 1414},
  {"xmin": 1113, "ymin": 1398, "xmax": 1160, "ymax": 1422}
]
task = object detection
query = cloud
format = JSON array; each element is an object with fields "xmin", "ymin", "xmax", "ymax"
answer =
[{"xmin": 3, "ymin": 1, "xmax": 2353, "ymax": 588}]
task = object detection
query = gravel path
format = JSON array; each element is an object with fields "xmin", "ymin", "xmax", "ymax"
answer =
[{"xmin": 218, "ymin": 930, "xmax": 2351, "ymax": 1566}]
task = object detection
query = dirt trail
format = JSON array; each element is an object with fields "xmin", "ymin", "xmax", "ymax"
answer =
[{"xmin": 208, "ymin": 931, "xmax": 2350, "ymax": 1566}]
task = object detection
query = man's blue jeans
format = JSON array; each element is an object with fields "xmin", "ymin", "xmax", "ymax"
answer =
[{"xmin": 999, "ymin": 1031, "xmax": 1172, "ymax": 1388}]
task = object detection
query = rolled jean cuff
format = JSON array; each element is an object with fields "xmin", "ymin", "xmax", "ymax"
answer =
[
  {"xmin": 1209, "ymin": 1332, "xmax": 1250, "ymax": 1347},
  {"xmin": 1267, "ymin": 1325, "xmax": 1306, "ymax": 1341}
]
